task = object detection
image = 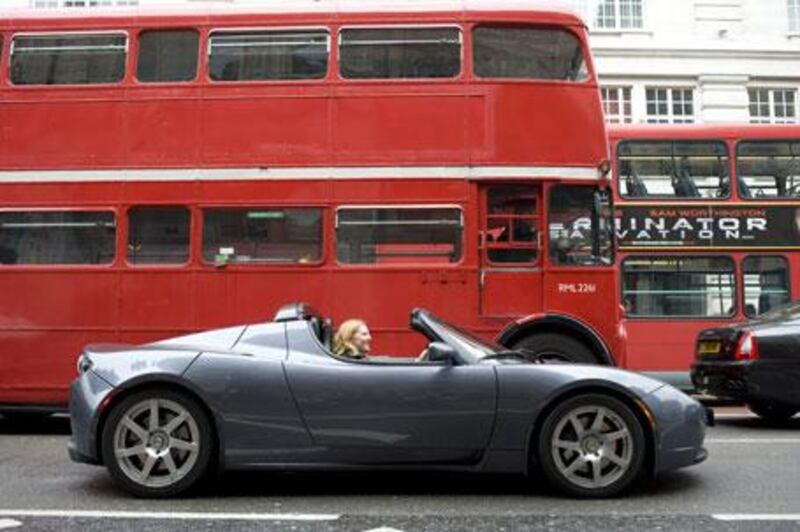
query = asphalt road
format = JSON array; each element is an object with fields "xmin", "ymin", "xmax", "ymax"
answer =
[{"xmin": 0, "ymin": 407, "xmax": 798, "ymax": 531}]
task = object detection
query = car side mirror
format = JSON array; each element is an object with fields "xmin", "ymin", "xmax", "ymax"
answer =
[{"xmin": 427, "ymin": 342, "xmax": 458, "ymax": 365}]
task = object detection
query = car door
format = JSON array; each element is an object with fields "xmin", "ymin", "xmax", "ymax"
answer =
[{"xmin": 284, "ymin": 323, "xmax": 497, "ymax": 464}]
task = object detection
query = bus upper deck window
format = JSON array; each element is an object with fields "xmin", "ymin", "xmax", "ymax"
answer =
[
  {"xmin": 137, "ymin": 30, "xmax": 199, "ymax": 83},
  {"xmin": 11, "ymin": 33, "xmax": 127, "ymax": 85},
  {"xmin": 339, "ymin": 27, "xmax": 461, "ymax": 79},
  {"xmin": 617, "ymin": 140, "xmax": 730, "ymax": 199},
  {"xmin": 209, "ymin": 30, "xmax": 329, "ymax": 81},
  {"xmin": 473, "ymin": 26, "xmax": 588, "ymax": 81}
]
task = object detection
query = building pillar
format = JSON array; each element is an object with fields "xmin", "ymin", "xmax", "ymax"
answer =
[{"xmin": 698, "ymin": 74, "xmax": 750, "ymax": 123}]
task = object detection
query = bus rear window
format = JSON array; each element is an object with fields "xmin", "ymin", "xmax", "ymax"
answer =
[
  {"xmin": 617, "ymin": 140, "xmax": 730, "ymax": 199},
  {"xmin": 736, "ymin": 141, "xmax": 800, "ymax": 199},
  {"xmin": 11, "ymin": 34, "xmax": 126, "ymax": 85},
  {"xmin": 473, "ymin": 26, "xmax": 588, "ymax": 81},
  {"xmin": 137, "ymin": 30, "xmax": 199, "ymax": 83},
  {"xmin": 622, "ymin": 256, "xmax": 736, "ymax": 318},
  {"xmin": 336, "ymin": 207, "xmax": 462, "ymax": 264},
  {"xmin": 0, "ymin": 211, "xmax": 116, "ymax": 265},
  {"xmin": 339, "ymin": 27, "xmax": 461, "ymax": 79},
  {"xmin": 209, "ymin": 30, "xmax": 329, "ymax": 81},
  {"xmin": 202, "ymin": 208, "xmax": 322, "ymax": 265}
]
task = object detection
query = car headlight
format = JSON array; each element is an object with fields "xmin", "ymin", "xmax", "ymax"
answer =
[{"xmin": 76, "ymin": 354, "xmax": 93, "ymax": 375}]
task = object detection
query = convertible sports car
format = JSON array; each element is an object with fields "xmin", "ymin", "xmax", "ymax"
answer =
[{"xmin": 69, "ymin": 303, "xmax": 708, "ymax": 498}]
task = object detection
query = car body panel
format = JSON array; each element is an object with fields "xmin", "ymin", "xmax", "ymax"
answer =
[{"xmin": 69, "ymin": 305, "xmax": 707, "ymax": 486}]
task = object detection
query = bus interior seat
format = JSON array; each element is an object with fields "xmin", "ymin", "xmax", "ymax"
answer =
[
  {"xmin": 625, "ymin": 170, "xmax": 648, "ymax": 197},
  {"xmin": 672, "ymin": 160, "xmax": 700, "ymax": 197},
  {"xmin": 737, "ymin": 177, "xmax": 752, "ymax": 198}
]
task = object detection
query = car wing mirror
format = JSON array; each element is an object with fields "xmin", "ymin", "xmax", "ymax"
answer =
[{"xmin": 426, "ymin": 342, "xmax": 458, "ymax": 365}]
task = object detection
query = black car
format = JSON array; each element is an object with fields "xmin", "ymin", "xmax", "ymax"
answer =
[{"xmin": 692, "ymin": 301, "xmax": 800, "ymax": 422}]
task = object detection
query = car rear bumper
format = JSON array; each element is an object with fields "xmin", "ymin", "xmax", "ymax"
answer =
[{"xmin": 691, "ymin": 360, "xmax": 752, "ymax": 401}]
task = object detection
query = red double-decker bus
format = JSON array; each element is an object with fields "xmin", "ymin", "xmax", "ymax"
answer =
[
  {"xmin": 609, "ymin": 123, "xmax": 800, "ymax": 388},
  {"xmin": 0, "ymin": 2, "xmax": 620, "ymax": 413}
]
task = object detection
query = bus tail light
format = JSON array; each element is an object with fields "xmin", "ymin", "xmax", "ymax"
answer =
[{"xmin": 734, "ymin": 331, "xmax": 759, "ymax": 361}]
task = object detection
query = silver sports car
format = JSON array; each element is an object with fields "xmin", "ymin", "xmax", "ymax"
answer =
[{"xmin": 69, "ymin": 303, "xmax": 708, "ymax": 498}]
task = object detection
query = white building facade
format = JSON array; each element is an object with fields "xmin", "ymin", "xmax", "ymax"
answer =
[
  {"xmin": 13, "ymin": 0, "xmax": 800, "ymax": 125},
  {"xmin": 569, "ymin": 0, "xmax": 800, "ymax": 124}
]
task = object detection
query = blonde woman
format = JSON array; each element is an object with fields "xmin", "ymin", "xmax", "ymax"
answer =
[{"xmin": 332, "ymin": 319, "xmax": 372, "ymax": 359}]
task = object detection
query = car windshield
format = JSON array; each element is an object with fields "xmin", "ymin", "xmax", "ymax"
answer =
[{"xmin": 424, "ymin": 312, "xmax": 504, "ymax": 364}]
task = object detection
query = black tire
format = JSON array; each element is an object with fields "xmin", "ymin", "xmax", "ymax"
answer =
[
  {"xmin": 536, "ymin": 393, "xmax": 646, "ymax": 498},
  {"xmin": 101, "ymin": 388, "xmax": 214, "ymax": 498},
  {"xmin": 747, "ymin": 401, "xmax": 797, "ymax": 424},
  {"xmin": 513, "ymin": 333, "xmax": 599, "ymax": 364}
]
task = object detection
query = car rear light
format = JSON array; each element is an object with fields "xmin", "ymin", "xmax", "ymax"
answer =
[{"xmin": 734, "ymin": 330, "xmax": 759, "ymax": 361}]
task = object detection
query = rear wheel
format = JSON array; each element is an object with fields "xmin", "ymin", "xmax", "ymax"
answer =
[
  {"xmin": 747, "ymin": 401, "xmax": 797, "ymax": 424},
  {"xmin": 101, "ymin": 389, "xmax": 213, "ymax": 498},
  {"xmin": 536, "ymin": 394, "xmax": 646, "ymax": 498},
  {"xmin": 513, "ymin": 333, "xmax": 599, "ymax": 364}
]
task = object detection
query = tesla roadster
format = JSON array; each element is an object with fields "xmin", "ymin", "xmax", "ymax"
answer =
[{"xmin": 69, "ymin": 303, "xmax": 708, "ymax": 498}]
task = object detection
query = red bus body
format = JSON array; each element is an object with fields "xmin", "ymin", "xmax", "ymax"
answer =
[
  {"xmin": 610, "ymin": 123, "xmax": 800, "ymax": 388},
  {"xmin": 0, "ymin": 2, "xmax": 621, "ymax": 409}
]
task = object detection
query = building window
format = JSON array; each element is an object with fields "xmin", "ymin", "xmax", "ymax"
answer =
[
  {"xmin": 32, "ymin": 0, "xmax": 137, "ymax": 6},
  {"xmin": 790, "ymin": 0, "xmax": 800, "ymax": 32},
  {"xmin": 595, "ymin": 0, "xmax": 644, "ymax": 29},
  {"xmin": 601, "ymin": 86, "xmax": 632, "ymax": 123},
  {"xmin": 646, "ymin": 87, "xmax": 694, "ymax": 124},
  {"xmin": 748, "ymin": 88, "xmax": 797, "ymax": 124}
]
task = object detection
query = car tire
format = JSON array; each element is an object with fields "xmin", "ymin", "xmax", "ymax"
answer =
[
  {"xmin": 101, "ymin": 388, "xmax": 214, "ymax": 498},
  {"xmin": 513, "ymin": 333, "xmax": 599, "ymax": 364},
  {"xmin": 536, "ymin": 393, "xmax": 646, "ymax": 498},
  {"xmin": 747, "ymin": 401, "xmax": 797, "ymax": 424}
]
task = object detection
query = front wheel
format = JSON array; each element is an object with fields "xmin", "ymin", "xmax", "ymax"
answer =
[
  {"xmin": 536, "ymin": 394, "xmax": 646, "ymax": 498},
  {"xmin": 101, "ymin": 389, "xmax": 214, "ymax": 498}
]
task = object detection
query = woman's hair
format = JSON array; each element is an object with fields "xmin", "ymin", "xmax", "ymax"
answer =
[{"xmin": 332, "ymin": 319, "xmax": 367, "ymax": 357}]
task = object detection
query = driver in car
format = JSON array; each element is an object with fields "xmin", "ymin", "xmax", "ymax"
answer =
[{"xmin": 332, "ymin": 319, "xmax": 372, "ymax": 359}]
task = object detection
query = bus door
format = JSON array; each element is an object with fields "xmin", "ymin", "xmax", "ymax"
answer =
[{"xmin": 479, "ymin": 184, "xmax": 543, "ymax": 317}]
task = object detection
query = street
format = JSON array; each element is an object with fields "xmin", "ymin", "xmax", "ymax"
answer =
[{"xmin": 0, "ymin": 407, "xmax": 798, "ymax": 531}]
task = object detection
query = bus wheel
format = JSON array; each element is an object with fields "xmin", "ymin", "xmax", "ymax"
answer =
[
  {"xmin": 512, "ymin": 333, "xmax": 598, "ymax": 364},
  {"xmin": 101, "ymin": 389, "xmax": 214, "ymax": 498}
]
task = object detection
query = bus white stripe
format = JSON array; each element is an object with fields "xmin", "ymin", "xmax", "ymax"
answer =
[{"xmin": 0, "ymin": 166, "xmax": 601, "ymax": 183}]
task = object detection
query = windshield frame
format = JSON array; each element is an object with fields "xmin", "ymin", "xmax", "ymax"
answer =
[{"xmin": 413, "ymin": 309, "xmax": 504, "ymax": 364}]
